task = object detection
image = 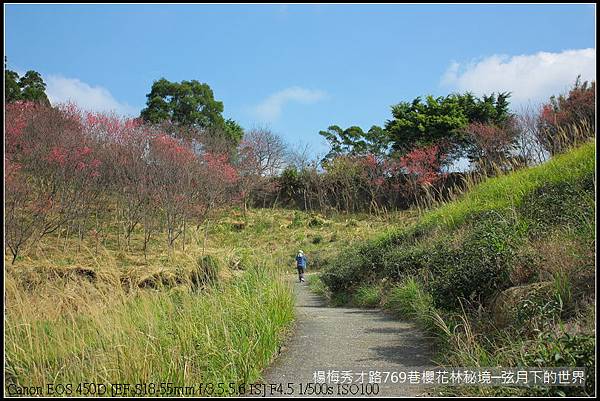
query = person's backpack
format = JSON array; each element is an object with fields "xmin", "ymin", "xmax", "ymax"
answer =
[{"xmin": 296, "ymin": 254, "xmax": 306, "ymax": 268}]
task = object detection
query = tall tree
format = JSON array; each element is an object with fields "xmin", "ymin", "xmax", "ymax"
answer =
[
  {"xmin": 140, "ymin": 78, "xmax": 242, "ymax": 144},
  {"xmin": 319, "ymin": 124, "xmax": 388, "ymax": 163},
  {"xmin": 224, "ymin": 118, "xmax": 244, "ymax": 144},
  {"xmin": 5, "ymin": 69, "xmax": 21, "ymax": 103},
  {"xmin": 384, "ymin": 92, "xmax": 511, "ymax": 160},
  {"xmin": 4, "ymin": 68, "xmax": 50, "ymax": 105}
]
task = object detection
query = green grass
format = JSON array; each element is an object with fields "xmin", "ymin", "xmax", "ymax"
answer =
[
  {"xmin": 423, "ymin": 141, "xmax": 595, "ymax": 229},
  {"xmin": 384, "ymin": 278, "xmax": 434, "ymax": 327},
  {"xmin": 352, "ymin": 283, "xmax": 382, "ymax": 307},
  {"xmin": 307, "ymin": 274, "xmax": 329, "ymax": 297}
]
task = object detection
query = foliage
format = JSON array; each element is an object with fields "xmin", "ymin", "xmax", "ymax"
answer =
[
  {"xmin": 4, "ymin": 102, "xmax": 242, "ymax": 261},
  {"xmin": 352, "ymin": 284, "xmax": 381, "ymax": 308},
  {"xmin": 5, "ymin": 69, "xmax": 50, "ymax": 106},
  {"xmin": 4, "ymin": 203, "xmax": 409, "ymax": 392},
  {"xmin": 427, "ymin": 214, "xmax": 522, "ymax": 309},
  {"xmin": 399, "ymin": 144, "xmax": 447, "ymax": 186},
  {"xmin": 537, "ymin": 78, "xmax": 595, "ymax": 156},
  {"xmin": 384, "ymin": 92, "xmax": 511, "ymax": 158},
  {"xmin": 140, "ymin": 78, "xmax": 242, "ymax": 144},
  {"xmin": 319, "ymin": 124, "xmax": 389, "ymax": 162},
  {"xmin": 320, "ymin": 140, "xmax": 594, "ymax": 306},
  {"xmin": 224, "ymin": 118, "xmax": 245, "ymax": 144},
  {"xmin": 319, "ymin": 139, "xmax": 595, "ymax": 396},
  {"xmin": 522, "ymin": 332, "xmax": 595, "ymax": 396},
  {"xmin": 519, "ymin": 173, "xmax": 595, "ymax": 238},
  {"xmin": 463, "ymin": 117, "xmax": 520, "ymax": 173},
  {"xmin": 423, "ymin": 141, "xmax": 595, "ymax": 229}
]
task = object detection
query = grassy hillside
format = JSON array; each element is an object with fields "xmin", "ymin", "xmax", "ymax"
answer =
[
  {"xmin": 5, "ymin": 205, "xmax": 413, "ymax": 395},
  {"xmin": 319, "ymin": 140, "xmax": 595, "ymax": 396}
]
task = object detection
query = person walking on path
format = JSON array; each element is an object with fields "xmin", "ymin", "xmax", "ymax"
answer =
[{"xmin": 295, "ymin": 250, "xmax": 308, "ymax": 282}]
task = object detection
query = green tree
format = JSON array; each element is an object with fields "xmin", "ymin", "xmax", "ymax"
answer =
[
  {"xmin": 384, "ymin": 92, "xmax": 511, "ymax": 158},
  {"xmin": 4, "ymin": 69, "xmax": 50, "ymax": 105},
  {"xmin": 5, "ymin": 69, "xmax": 21, "ymax": 103},
  {"xmin": 18, "ymin": 71, "xmax": 50, "ymax": 105},
  {"xmin": 141, "ymin": 78, "xmax": 244, "ymax": 143},
  {"xmin": 319, "ymin": 124, "xmax": 388, "ymax": 163},
  {"xmin": 363, "ymin": 125, "xmax": 391, "ymax": 156},
  {"xmin": 224, "ymin": 118, "xmax": 244, "ymax": 144}
]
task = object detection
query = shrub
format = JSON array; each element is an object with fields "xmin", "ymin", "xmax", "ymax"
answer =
[
  {"xmin": 381, "ymin": 243, "xmax": 433, "ymax": 280},
  {"xmin": 307, "ymin": 250, "xmax": 328, "ymax": 271},
  {"xmin": 320, "ymin": 225, "xmax": 436, "ymax": 294},
  {"xmin": 427, "ymin": 213, "xmax": 523, "ymax": 309},
  {"xmin": 519, "ymin": 173, "xmax": 595, "ymax": 237},
  {"xmin": 330, "ymin": 291, "xmax": 351, "ymax": 306},
  {"xmin": 522, "ymin": 332, "xmax": 595, "ymax": 396}
]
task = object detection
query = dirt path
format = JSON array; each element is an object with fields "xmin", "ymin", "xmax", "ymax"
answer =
[{"xmin": 260, "ymin": 274, "xmax": 436, "ymax": 397}]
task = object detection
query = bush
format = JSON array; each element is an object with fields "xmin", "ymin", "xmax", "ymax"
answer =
[
  {"xmin": 381, "ymin": 243, "xmax": 433, "ymax": 280},
  {"xmin": 330, "ymin": 291, "xmax": 351, "ymax": 306},
  {"xmin": 320, "ymin": 242, "xmax": 384, "ymax": 293},
  {"xmin": 522, "ymin": 332, "xmax": 595, "ymax": 396},
  {"xmin": 428, "ymin": 213, "xmax": 523, "ymax": 309},
  {"xmin": 312, "ymin": 234, "xmax": 323, "ymax": 244},
  {"xmin": 307, "ymin": 250, "xmax": 328, "ymax": 271},
  {"xmin": 519, "ymin": 173, "xmax": 595, "ymax": 237}
]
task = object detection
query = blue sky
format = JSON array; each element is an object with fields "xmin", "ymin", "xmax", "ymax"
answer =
[{"xmin": 5, "ymin": 4, "xmax": 596, "ymax": 158}]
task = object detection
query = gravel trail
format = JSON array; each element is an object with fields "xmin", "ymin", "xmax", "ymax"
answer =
[{"xmin": 260, "ymin": 274, "xmax": 436, "ymax": 397}]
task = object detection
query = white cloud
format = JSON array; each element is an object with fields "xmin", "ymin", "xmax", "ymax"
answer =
[
  {"xmin": 253, "ymin": 86, "xmax": 328, "ymax": 122},
  {"xmin": 45, "ymin": 75, "xmax": 137, "ymax": 116},
  {"xmin": 441, "ymin": 48, "xmax": 596, "ymax": 106}
]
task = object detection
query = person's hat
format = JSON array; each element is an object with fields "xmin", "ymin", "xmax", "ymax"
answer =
[{"xmin": 298, "ymin": 250, "xmax": 304, "ymax": 255}]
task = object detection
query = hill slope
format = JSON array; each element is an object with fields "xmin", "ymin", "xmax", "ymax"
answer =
[{"xmin": 320, "ymin": 141, "xmax": 596, "ymax": 396}]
